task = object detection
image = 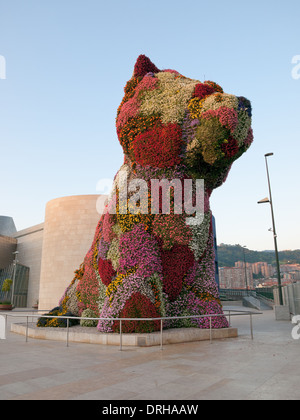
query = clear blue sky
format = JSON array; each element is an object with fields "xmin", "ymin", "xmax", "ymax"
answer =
[{"xmin": 0, "ymin": 0, "xmax": 299, "ymax": 251}]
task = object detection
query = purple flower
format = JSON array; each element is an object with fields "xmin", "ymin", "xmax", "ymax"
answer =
[{"xmin": 118, "ymin": 224, "xmax": 162, "ymax": 277}]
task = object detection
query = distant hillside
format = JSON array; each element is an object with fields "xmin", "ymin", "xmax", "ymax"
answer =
[{"xmin": 217, "ymin": 244, "xmax": 300, "ymax": 267}]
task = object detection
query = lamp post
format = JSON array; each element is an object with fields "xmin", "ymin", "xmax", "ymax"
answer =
[
  {"xmin": 242, "ymin": 245, "xmax": 249, "ymax": 295},
  {"xmin": 11, "ymin": 251, "xmax": 19, "ymax": 308},
  {"xmin": 257, "ymin": 153, "xmax": 283, "ymax": 305}
]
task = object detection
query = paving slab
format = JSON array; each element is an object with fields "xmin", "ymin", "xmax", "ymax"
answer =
[{"xmin": 0, "ymin": 308, "xmax": 299, "ymax": 400}]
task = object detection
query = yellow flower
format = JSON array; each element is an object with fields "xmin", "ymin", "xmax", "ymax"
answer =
[
  {"xmin": 187, "ymin": 97, "xmax": 204, "ymax": 119},
  {"xmin": 106, "ymin": 266, "xmax": 137, "ymax": 303}
]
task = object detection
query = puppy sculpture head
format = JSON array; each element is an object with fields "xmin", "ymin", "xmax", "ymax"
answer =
[{"xmin": 116, "ymin": 55, "xmax": 253, "ymax": 191}]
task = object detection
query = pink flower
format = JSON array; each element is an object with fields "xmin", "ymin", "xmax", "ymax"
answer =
[
  {"xmin": 116, "ymin": 75, "xmax": 158, "ymax": 130},
  {"xmin": 119, "ymin": 224, "xmax": 162, "ymax": 277},
  {"xmin": 201, "ymin": 107, "xmax": 238, "ymax": 133}
]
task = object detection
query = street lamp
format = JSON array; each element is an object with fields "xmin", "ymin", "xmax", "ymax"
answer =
[
  {"xmin": 257, "ymin": 153, "xmax": 283, "ymax": 305},
  {"xmin": 242, "ymin": 245, "xmax": 249, "ymax": 295}
]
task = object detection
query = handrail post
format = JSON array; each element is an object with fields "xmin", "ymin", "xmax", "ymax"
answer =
[
  {"xmin": 5, "ymin": 314, "xmax": 8, "ymax": 337},
  {"xmin": 250, "ymin": 312, "xmax": 253, "ymax": 340},
  {"xmin": 160, "ymin": 319, "xmax": 163, "ymax": 350},
  {"xmin": 66, "ymin": 317, "xmax": 69, "ymax": 347},
  {"xmin": 26, "ymin": 316, "xmax": 29, "ymax": 342},
  {"xmin": 209, "ymin": 316, "xmax": 212, "ymax": 344},
  {"xmin": 119, "ymin": 319, "xmax": 122, "ymax": 351}
]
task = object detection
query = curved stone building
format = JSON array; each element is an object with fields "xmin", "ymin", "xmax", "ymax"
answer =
[{"xmin": 38, "ymin": 195, "xmax": 106, "ymax": 310}]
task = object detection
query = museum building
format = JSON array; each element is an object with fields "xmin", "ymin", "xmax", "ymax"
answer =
[{"xmin": 0, "ymin": 195, "xmax": 219, "ymax": 311}]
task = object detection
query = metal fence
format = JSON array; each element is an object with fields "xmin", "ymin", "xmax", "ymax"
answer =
[
  {"xmin": 2, "ymin": 309, "xmax": 261, "ymax": 350},
  {"xmin": 274, "ymin": 282, "xmax": 300, "ymax": 315}
]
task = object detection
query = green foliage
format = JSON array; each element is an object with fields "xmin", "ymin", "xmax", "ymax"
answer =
[
  {"xmin": 1, "ymin": 279, "xmax": 12, "ymax": 293},
  {"xmin": 37, "ymin": 306, "xmax": 80, "ymax": 328},
  {"xmin": 80, "ymin": 308, "xmax": 98, "ymax": 327},
  {"xmin": 217, "ymin": 244, "xmax": 300, "ymax": 267}
]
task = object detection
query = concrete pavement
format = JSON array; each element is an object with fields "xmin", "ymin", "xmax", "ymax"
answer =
[{"xmin": 0, "ymin": 307, "xmax": 299, "ymax": 400}]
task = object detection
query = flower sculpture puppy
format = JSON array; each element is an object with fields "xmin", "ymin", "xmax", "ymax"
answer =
[{"xmin": 38, "ymin": 55, "xmax": 253, "ymax": 332}]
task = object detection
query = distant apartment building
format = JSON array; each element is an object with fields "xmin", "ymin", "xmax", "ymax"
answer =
[
  {"xmin": 235, "ymin": 261, "xmax": 274, "ymax": 277},
  {"xmin": 280, "ymin": 264, "xmax": 300, "ymax": 273},
  {"xmin": 283, "ymin": 271, "xmax": 300, "ymax": 282},
  {"xmin": 233, "ymin": 261, "xmax": 300, "ymax": 288},
  {"xmin": 219, "ymin": 266, "xmax": 254, "ymax": 290}
]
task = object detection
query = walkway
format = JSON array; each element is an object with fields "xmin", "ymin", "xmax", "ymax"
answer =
[{"xmin": 0, "ymin": 308, "xmax": 299, "ymax": 400}]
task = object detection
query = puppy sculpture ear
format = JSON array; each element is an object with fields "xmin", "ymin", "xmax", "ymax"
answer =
[{"xmin": 134, "ymin": 54, "xmax": 160, "ymax": 77}]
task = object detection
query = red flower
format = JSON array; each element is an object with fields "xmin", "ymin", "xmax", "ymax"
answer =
[
  {"xmin": 134, "ymin": 55, "xmax": 160, "ymax": 77},
  {"xmin": 193, "ymin": 83, "xmax": 216, "ymax": 100},
  {"xmin": 132, "ymin": 123, "xmax": 183, "ymax": 168},
  {"xmin": 112, "ymin": 292, "xmax": 160, "ymax": 333},
  {"xmin": 203, "ymin": 80, "xmax": 223, "ymax": 93},
  {"xmin": 76, "ymin": 248, "xmax": 99, "ymax": 314},
  {"xmin": 221, "ymin": 136, "xmax": 239, "ymax": 159},
  {"xmin": 161, "ymin": 245, "xmax": 195, "ymax": 301},
  {"xmin": 98, "ymin": 258, "xmax": 116, "ymax": 286}
]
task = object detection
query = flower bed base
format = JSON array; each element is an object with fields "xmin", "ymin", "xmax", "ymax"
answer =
[
  {"xmin": 11, "ymin": 323, "xmax": 238, "ymax": 347},
  {"xmin": 0, "ymin": 304, "xmax": 13, "ymax": 311}
]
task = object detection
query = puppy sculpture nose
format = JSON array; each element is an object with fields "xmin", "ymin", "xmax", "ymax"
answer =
[{"xmin": 238, "ymin": 96, "xmax": 252, "ymax": 117}]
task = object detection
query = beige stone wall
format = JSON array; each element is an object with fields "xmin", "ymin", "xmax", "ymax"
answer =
[
  {"xmin": 38, "ymin": 195, "xmax": 105, "ymax": 310},
  {"xmin": 13, "ymin": 224, "xmax": 44, "ymax": 307}
]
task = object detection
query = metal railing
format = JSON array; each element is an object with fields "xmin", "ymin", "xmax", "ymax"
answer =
[{"xmin": 2, "ymin": 309, "xmax": 261, "ymax": 350}]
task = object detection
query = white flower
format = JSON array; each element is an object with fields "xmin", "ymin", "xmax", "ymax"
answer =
[
  {"xmin": 201, "ymin": 93, "xmax": 238, "ymax": 113},
  {"xmin": 188, "ymin": 212, "xmax": 211, "ymax": 260},
  {"xmin": 139, "ymin": 72, "xmax": 198, "ymax": 124},
  {"xmin": 234, "ymin": 110, "xmax": 251, "ymax": 145}
]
